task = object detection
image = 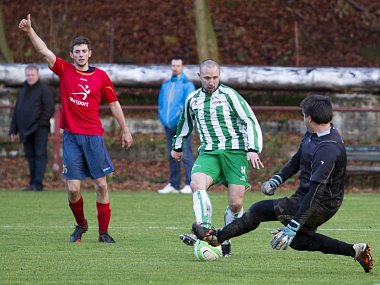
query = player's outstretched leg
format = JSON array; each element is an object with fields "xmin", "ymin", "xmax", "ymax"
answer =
[
  {"xmin": 192, "ymin": 223, "xmax": 220, "ymax": 247},
  {"xmin": 353, "ymin": 243, "xmax": 373, "ymax": 273},
  {"xmin": 179, "ymin": 233, "xmax": 197, "ymax": 246},
  {"xmin": 69, "ymin": 220, "xmax": 88, "ymax": 242}
]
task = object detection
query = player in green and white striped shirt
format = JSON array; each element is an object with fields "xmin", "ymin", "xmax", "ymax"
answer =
[{"xmin": 173, "ymin": 60, "xmax": 264, "ymax": 256}]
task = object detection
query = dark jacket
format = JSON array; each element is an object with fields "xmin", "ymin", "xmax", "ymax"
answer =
[{"xmin": 9, "ymin": 80, "xmax": 55, "ymax": 142}]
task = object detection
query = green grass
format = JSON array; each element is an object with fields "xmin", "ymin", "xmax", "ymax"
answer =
[{"xmin": 0, "ymin": 190, "xmax": 379, "ymax": 284}]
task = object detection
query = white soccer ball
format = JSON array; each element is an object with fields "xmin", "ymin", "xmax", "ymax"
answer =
[{"xmin": 193, "ymin": 239, "xmax": 222, "ymax": 261}]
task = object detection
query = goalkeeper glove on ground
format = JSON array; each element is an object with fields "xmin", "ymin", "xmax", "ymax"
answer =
[
  {"xmin": 270, "ymin": 219, "xmax": 300, "ymax": 250},
  {"xmin": 261, "ymin": 175, "xmax": 283, "ymax": 195}
]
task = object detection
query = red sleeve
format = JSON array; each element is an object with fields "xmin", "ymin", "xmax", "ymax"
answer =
[
  {"xmin": 101, "ymin": 70, "xmax": 118, "ymax": 103},
  {"xmin": 50, "ymin": 56, "xmax": 68, "ymax": 77}
]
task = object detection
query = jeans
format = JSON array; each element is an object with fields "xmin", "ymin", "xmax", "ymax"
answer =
[
  {"xmin": 23, "ymin": 127, "xmax": 49, "ymax": 190},
  {"xmin": 165, "ymin": 127, "xmax": 194, "ymax": 189}
]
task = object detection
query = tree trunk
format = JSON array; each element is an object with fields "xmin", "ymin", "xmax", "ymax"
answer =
[
  {"xmin": 0, "ymin": 1, "xmax": 13, "ymax": 63},
  {"xmin": 193, "ymin": 0, "xmax": 219, "ymax": 63}
]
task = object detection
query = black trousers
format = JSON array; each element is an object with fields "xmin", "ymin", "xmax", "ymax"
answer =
[
  {"xmin": 217, "ymin": 199, "xmax": 355, "ymax": 257},
  {"xmin": 23, "ymin": 127, "xmax": 49, "ymax": 190}
]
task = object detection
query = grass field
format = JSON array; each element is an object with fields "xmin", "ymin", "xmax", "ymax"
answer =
[{"xmin": 0, "ymin": 190, "xmax": 378, "ymax": 284}]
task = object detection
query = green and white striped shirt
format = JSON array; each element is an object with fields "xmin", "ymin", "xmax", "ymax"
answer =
[{"xmin": 173, "ymin": 84, "xmax": 263, "ymax": 153}]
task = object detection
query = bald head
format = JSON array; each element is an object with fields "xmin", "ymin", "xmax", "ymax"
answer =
[
  {"xmin": 198, "ymin": 60, "xmax": 220, "ymax": 94},
  {"xmin": 200, "ymin": 60, "xmax": 220, "ymax": 74}
]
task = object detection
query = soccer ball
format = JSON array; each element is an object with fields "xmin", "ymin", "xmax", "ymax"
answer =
[{"xmin": 193, "ymin": 240, "xmax": 222, "ymax": 261}]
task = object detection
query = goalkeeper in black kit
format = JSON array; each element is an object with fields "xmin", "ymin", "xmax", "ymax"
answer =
[{"xmin": 192, "ymin": 94, "xmax": 373, "ymax": 273}]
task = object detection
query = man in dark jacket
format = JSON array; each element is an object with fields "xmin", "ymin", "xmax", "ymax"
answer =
[
  {"xmin": 157, "ymin": 56, "xmax": 195, "ymax": 194},
  {"xmin": 9, "ymin": 64, "xmax": 55, "ymax": 191}
]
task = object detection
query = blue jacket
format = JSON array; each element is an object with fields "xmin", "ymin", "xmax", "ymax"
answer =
[{"xmin": 158, "ymin": 72, "xmax": 195, "ymax": 129}]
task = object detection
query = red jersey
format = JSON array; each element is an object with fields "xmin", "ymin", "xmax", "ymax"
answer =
[{"xmin": 51, "ymin": 56, "xmax": 118, "ymax": 135}]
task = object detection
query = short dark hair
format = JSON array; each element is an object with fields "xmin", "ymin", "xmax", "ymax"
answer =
[
  {"xmin": 170, "ymin": 56, "xmax": 184, "ymax": 64},
  {"xmin": 300, "ymin": 94, "xmax": 333, "ymax": 124},
  {"xmin": 70, "ymin": 36, "xmax": 91, "ymax": 52}
]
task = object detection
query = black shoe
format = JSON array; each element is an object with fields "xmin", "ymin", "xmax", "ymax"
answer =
[
  {"xmin": 69, "ymin": 221, "xmax": 88, "ymax": 242},
  {"xmin": 192, "ymin": 223, "xmax": 220, "ymax": 247},
  {"xmin": 99, "ymin": 233, "xmax": 115, "ymax": 243},
  {"xmin": 179, "ymin": 233, "xmax": 197, "ymax": 246},
  {"xmin": 221, "ymin": 241, "xmax": 232, "ymax": 257},
  {"xmin": 29, "ymin": 184, "xmax": 43, "ymax": 191},
  {"xmin": 31, "ymin": 188, "xmax": 43, "ymax": 192}
]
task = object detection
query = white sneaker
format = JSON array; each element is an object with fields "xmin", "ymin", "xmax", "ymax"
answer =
[
  {"xmin": 179, "ymin": 185, "xmax": 192, "ymax": 194},
  {"xmin": 157, "ymin": 183, "xmax": 179, "ymax": 194}
]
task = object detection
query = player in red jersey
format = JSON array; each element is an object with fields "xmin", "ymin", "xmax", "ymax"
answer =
[{"xmin": 18, "ymin": 14, "xmax": 133, "ymax": 243}]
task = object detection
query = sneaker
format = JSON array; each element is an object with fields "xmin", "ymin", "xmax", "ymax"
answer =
[
  {"xmin": 179, "ymin": 185, "xmax": 192, "ymax": 194},
  {"xmin": 158, "ymin": 183, "xmax": 179, "ymax": 194},
  {"xmin": 99, "ymin": 233, "xmax": 115, "ymax": 243},
  {"xmin": 192, "ymin": 223, "xmax": 220, "ymax": 247},
  {"xmin": 221, "ymin": 241, "xmax": 232, "ymax": 257},
  {"xmin": 180, "ymin": 233, "xmax": 197, "ymax": 246},
  {"xmin": 69, "ymin": 221, "xmax": 88, "ymax": 242},
  {"xmin": 353, "ymin": 243, "xmax": 373, "ymax": 273}
]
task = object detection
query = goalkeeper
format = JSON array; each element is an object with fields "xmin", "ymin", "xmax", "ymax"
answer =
[{"xmin": 192, "ymin": 94, "xmax": 373, "ymax": 273}]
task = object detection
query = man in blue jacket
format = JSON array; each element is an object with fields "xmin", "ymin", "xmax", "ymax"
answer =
[
  {"xmin": 158, "ymin": 56, "xmax": 195, "ymax": 194},
  {"xmin": 9, "ymin": 64, "xmax": 55, "ymax": 191}
]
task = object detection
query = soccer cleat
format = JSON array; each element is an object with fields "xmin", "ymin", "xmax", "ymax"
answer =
[
  {"xmin": 221, "ymin": 241, "xmax": 232, "ymax": 257},
  {"xmin": 69, "ymin": 221, "xmax": 88, "ymax": 242},
  {"xmin": 157, "ymin": 183, "xmax": 179, "ymax": 194},
  {"xmin": 179, "ymin": 185, "xmax": 192, "ymax": 194},
  {"xmin": 353, "ymin": 243, "xmax": 373, "ymax": 273},
  {"xmin": 179, "ymin": 233, "xmax": 197, "ymax": 246},
  {"xmin": 99, "ymin": 233, "xmax": 115, "ymax": 243},
  {"xmin": 192, "ymin": 223, "xmax": 220, "ymax": 247}
]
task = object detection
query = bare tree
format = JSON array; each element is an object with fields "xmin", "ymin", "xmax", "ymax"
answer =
[
  {"xmin": 0, "ymin": 1, "xmax": 13, "ymax": 62},
  {"xmin": 193, "ymin": 0, "xmax": 219, "ymax": 63}
]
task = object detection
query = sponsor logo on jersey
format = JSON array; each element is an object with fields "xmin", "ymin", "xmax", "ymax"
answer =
[
  {"xmin": 69, "ymin": 83, "xmax": 91, "ymax": 107},
  {"xmin": 69, "ymin": 96, "xmax": 89, "ymax": 107},
  {"xmin": 72, "ymin": 84, "xmax": 91, "ymax": 100}
]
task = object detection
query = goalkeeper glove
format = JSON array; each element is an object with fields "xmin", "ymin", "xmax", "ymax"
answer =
[
  {"xmin": 261, "ymin": 175, "xmax": 283, "ymax": 195},
  {"xmin": 270, "ymin": 219, "xmax": 300, "ymax": 250}
]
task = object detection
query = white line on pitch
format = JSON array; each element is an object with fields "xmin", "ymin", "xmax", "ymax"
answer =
[{"xmin": 1, "ymin": 225, "xmax": 380, "ymax": 232}]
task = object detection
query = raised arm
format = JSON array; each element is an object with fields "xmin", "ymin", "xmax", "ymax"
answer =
[{"xmin": 18, "ymin": 14, "xmax": 56, "ymax": 68}]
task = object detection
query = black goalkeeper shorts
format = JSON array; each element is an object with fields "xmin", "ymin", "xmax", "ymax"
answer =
[{"xmin": 273, "ymin": 195, "xmax": 340, "ymax": 235}]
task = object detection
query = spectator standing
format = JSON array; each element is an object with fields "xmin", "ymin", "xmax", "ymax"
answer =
[
  {"xmin": 9, "ymin": 64, "xmax": 55, "ymax": 191},
  {"xmin": 158, "ymin": 56, "xmax": 195, "ymax": 194}
]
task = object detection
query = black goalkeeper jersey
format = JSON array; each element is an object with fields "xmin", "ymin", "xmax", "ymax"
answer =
[{"xmin": 278, "ymin": 125, "xmax": 347, "ymax": 225}]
